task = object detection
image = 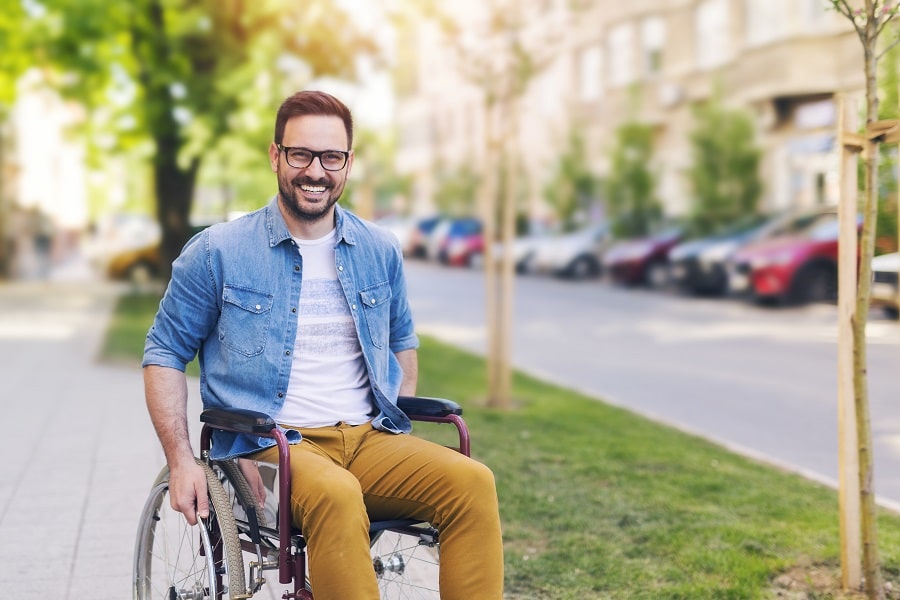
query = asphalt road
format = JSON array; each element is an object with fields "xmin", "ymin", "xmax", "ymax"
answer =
[{"xmin": 403, "ymin": 260, "xmax": 900, "ymax": 508}]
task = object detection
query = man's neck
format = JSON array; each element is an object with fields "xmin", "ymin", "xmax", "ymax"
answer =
[{"xmin": 279, "ymin": 202, "xmax": 336, "ymax": 240}]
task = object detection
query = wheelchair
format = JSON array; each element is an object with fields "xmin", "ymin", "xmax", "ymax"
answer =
[{"xmin": 133, "ymin": 396, "xmax": 470, "ymax": 600}]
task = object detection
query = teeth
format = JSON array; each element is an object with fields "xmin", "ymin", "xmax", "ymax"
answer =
[{"xmin": 300, "ymin": 184, "xmax": 327, "ymax": 193}]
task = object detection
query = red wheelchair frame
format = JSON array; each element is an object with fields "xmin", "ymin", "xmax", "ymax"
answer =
[{"xmin": 198, "ymin": 395, "xmax": 470, "ymax": 599}]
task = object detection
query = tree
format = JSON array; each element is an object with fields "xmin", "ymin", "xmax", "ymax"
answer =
[
  {"xmin": 412, "ymin": 0, "xmax": 567, "ymax": 408},
  {"xmin": 686, "ymin": 98, "xmax": 763, "ymax": 236},
  {"xmin": 828, "ymin": 1, "xmax": 900, "ymax": 598},
  {"xmin": 543, "ymin": 128, "xmax": 601, "ymax": 232},
  {"xmin": 0, "ymin": 0, "xmax": 36, "ymax": 277},
  {"xmin": 28, "ymin": 0, "xmax": 374, "ymax": 278},
  {"xmin": 603, "ymin": 121, "xmax": 660, "ymax": 238}
]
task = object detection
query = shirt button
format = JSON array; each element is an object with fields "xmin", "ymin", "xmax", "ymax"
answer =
[
  {"xmin": 294, "ymin": 265, "xmax": 300, "ymax": 272},
  {"xmin": 277, "ymin": 392, "xmax": 284, "ymax": 398},
  {"xmin": 338, "ymin": 265, "xmax": 344, "ymax": 271},
  {"xmin": 255, "ymin": 304, "xmax": 261, "ymax": 310},
  {"xmin": 351, "ymin": 304, "xmax": 357, "ymax": 310},
  {"xmin": 370, "ymin": 298, "xmax": 376, "ymax": 304},
  {"xmin": 285, "ymin": 350, "xmax": 291, "ymax": 356},
  {"xmin": 291, "ymin": 307, "xmax": 297, "ymax": 313}
]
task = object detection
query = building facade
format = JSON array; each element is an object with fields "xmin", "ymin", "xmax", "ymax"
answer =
[{"xmin": 393, "ymin": 0, "xmax": 863, "ymax": 225}]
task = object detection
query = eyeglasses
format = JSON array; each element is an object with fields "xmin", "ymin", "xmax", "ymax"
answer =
[{"xmin": 277, "ymin": 145, "xmax": 349, "ymax": 171}]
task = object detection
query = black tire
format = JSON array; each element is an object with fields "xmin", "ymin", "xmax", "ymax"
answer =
[
  {"xmin": 133, "ymin": 460, "xmax": 247, "ymax": 599},
  {"xmin": 565, "ymin": 255, "xmax": 599, "ymax": 279},
  {"xmin": 789, "ymin": 262, "xmax": 838, "ymax": 305},
  {"xmin": 645, "ymin": 260, "xmax": 671, "ymax": 289}
]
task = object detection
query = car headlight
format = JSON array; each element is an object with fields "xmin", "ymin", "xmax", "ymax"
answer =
[{"xmin": 751, "ymin": 251, "xmax": 794, "ymax": 269}]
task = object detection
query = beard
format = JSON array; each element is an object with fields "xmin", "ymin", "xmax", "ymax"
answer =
[{"xmin": 277, "ymin": 170, "xmax": 345, "ymax": 224}]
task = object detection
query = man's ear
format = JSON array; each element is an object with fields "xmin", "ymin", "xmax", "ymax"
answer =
[
  {"xmin": 268, "ymin": 143, "xmax": 280, "ymax": 172},
  {"xmin": 346, "ymin": 150, "xmax": 354, "ymax": 175}
]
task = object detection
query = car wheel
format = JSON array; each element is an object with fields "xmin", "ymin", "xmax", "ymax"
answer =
[
  {"xmin": 789, "ymin": 262, "xmax": 837, "ymax": 305},
  {"xmin": 566, "ymin": 256, "xmax": 598, "ymax": 280},
  {"xmin": 645, "ymin": 261, "xmax": 670, "ymax": 289}
]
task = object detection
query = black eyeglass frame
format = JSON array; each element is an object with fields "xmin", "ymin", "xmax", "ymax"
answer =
[{"xmin": 276, "ymin": 144, "xmax": 350, "ymax": 171}]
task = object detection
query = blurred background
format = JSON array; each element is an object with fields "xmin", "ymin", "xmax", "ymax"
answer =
[{"xmin": 0, "ymin": 0, "xmax": 898, "ymax": 313}]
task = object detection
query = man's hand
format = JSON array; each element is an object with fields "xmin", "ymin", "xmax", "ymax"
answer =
[
  {"xmin": 238, "ymin": 458, "xmax": 267, "ymax": 506},
  {"xmin": 168, "ymin": 460, "xmax": 209, "ymax": 526}
]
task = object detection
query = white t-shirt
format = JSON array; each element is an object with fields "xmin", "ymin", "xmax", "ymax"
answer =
[{"xmin": 275, "ymin": 229, "xmax": 374, "ymax": 428}]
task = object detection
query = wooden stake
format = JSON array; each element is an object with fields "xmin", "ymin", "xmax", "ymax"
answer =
[{"xmin": 837, "ymin": 95, "xmax": 862, "ymax": 591}]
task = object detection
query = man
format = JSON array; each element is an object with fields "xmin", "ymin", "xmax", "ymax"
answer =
[{"xmin": 142, "ymin": 90, "xmax": 504, "ymax": 599}]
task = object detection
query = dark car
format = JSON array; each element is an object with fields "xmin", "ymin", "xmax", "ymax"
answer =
[
  {"xmin": 668, "ymin": 217, "xmax": 769, "ymax": 295},
  {"xmin": 727, "ymin": 211, "xmax": 860, "ymax": 305},
  {"xmin": 603, "ymin": 227, "xmax": 683, "ymax": 288}
]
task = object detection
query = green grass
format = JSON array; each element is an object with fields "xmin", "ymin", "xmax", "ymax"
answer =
[{"xmin": 104, "ymin": 292, "xmax": 900, "ymax": 599}]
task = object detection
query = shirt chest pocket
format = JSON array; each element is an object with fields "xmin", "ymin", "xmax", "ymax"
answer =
[
  {"xmin": 359, "ymin": 281, "xmax": 391, "ymax": 349},
  {"xmin": 219, "ymin": 285, "xmax": 274, "ymax": 357}
]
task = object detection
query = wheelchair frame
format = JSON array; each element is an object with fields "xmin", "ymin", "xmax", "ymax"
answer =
[{"xmin": 134, "ymin": 395, "xmax": 470, "ymax": 600}]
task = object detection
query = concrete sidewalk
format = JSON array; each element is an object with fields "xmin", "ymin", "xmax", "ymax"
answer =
[{"xmin": 0, "ymin": 281, "xmax": 201, "ymax": 599}]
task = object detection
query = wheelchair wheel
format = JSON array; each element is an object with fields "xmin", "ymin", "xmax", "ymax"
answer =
[
  {"xmin": 370, "ymin": 525, "xmax": 441, "ymax": 599},
  {"xmin": 133, "ymin": 460, "xmax": 247, "ymax": 599}
]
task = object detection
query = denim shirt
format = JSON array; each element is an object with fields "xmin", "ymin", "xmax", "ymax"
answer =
[{"xmin": 143, "ymin": 199, "xmax": 419, "ymax": 459}]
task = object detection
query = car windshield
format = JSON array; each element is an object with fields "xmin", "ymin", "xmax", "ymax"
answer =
[{"xmin": 807, "ymin": 218, "xmax": 840, "ymax": 241}]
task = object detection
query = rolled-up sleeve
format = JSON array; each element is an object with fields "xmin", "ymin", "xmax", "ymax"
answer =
[{"xmin": 143, "ymin": 231, "xmax": 220, "ymax": 370}]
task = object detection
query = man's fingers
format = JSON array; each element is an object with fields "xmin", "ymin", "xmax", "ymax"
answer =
[
  {"xmin": 168, "ymin": 462, "xmax": 208, "ymax": 525},
  {"xmin": 195, "ymin": 483, "xmax": 210, "ymax": 520}
]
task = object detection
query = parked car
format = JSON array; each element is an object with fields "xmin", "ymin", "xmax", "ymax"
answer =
[
  {"xmin": 405, "ymin": 215, "xmax": 443, "ymax": 258},
  {"xmin": 668, "ymin": 208, "xmax": 839, "ymax": 296},
  {"xmin": 105, "ymin": 222, "xmax": 216, "ymax": 283},
  {"xmin": 524, "ymin": 223, "xmax": 611, "ymax": 279},
  {"xmin": 871, "ymin": 252, "xmax": 899, "ymax": 319},
  {"xmin": 603, "ymin": 227, "xmax": 683, "ymax": 288},
  {"xmin": 668, "ymin": 217, "xmax": 769, "ymax": 295},
  {"xmin": 727, "ymin": 211, "xmax": 860, "ymax": 305},
  {"xmin": 375, "ymin": 215, "xmax": 416, "ymax": 252},
  {"xmin": 426, "ymin": 217, "xmax": 484, "ymax": 267}
]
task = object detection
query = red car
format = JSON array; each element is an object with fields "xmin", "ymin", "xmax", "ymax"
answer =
[
  {"xmin": 727, "ymin": 211, "xmax": 859, "ymax": 305},
  {"xmin": 603, "ymin": 227, "xmax": 683, "ymax": 288}
]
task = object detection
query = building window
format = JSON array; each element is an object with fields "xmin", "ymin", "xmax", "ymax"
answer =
[
  {"xmin": 578, "ymin": 45, "xmax": 604, "ymax": 101},
  {"xmin": 641, "ymin": 16, "xmax": 666, "ymax": 77},
  {"xmin": 695, "ymin": 0, "xmax": 730, "ymax": 70},
  {"xmin": 745, "ymin": 0, "xmax": 784, "ymax": 46},
  {"xmin": 608, "ymin": 22, "xmax": 635, "ymax": 87}
]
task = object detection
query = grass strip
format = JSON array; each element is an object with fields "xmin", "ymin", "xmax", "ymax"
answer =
[{"xmin": 104, "ymin": 291, "xmax": 900, "ymax": 599}]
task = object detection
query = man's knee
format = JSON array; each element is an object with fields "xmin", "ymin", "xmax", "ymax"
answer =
[{"xmin": 449, "ymin": 459, "xmax": 499, "ymax": 509}]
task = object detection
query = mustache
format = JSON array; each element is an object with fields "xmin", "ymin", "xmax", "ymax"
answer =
[{"xmin": 292, "ymin": 175, "xmax": 331, "ymax": 187}]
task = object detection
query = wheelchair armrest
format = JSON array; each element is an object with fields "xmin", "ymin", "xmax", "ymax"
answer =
[
  {"xmin": 200, "ymin": 407, "xmax": 277, "ymax": 434},
  {"xmin": 397, "ymin": 396, "xmax": 462, "ymax": 418}
]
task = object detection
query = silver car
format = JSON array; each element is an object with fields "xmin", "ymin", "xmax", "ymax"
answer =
[{"xmin": 524, "ymin": 223, "xmax": 611, "ymax": 279}]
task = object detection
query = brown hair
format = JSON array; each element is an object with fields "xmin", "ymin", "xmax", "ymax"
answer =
[{"xmin": 273, "ymin": 90, "xmax": 354, "ymax": 149}]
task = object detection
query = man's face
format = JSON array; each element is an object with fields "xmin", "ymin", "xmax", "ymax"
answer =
[{"xmin": 269, "ymin": 115, "xmax": 353, "ymax": 225}]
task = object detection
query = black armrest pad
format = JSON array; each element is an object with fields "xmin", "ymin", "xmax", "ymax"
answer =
[
  {"xmin": 201, "ymin": 407, "xmax": 276, "ymax": 434},
  {"xmin": 397, "ymin": 396, "xmax": 462, "ymax": 418}
]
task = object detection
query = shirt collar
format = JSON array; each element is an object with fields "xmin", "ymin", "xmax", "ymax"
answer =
[{"xmin": 265, "ymin": 196, "xmax": 358, "ymax": 247}]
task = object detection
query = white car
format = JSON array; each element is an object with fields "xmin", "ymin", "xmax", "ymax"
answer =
[
  {"xmin": 526, "ymin": 223, "xmax": 611, "ymax": 279},
  {"xmin": 871, "ymin": 252, "xmax": 899, "ymax": 319}
]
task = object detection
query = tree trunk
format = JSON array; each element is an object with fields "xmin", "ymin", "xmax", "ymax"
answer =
[
  {"xmin": 153, "ymin": 128, "xmax": 199, "ymax": 281},
  {"xmin": 857, "ymin": 10, "xmax": 883, "ymax": 599}
]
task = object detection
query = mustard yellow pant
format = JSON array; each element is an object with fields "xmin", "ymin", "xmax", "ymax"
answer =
[{"xmin": 252, "ymin": 422, "xmax": 504, "ymax": 600}]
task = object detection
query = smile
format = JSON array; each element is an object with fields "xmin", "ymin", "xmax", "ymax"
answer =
[{"xmin": 299, "ymin": 184, "xmax": 328, "ymax": 193}]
